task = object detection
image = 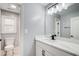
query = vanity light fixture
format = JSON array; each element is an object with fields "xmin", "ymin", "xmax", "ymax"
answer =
[
  {"xmin": 52, "ymin": 6, "xmax": 58, "ymax": 13},
  {"xmin": 48, "ymin": 8, "xmax": 53, "ymax": 15},
  {"xmin": 48, "ymin": 3, "xmax": 72, "ymax": 15},
  {"xmin": 48, "ymin": 6, "xmax": 57, "ymax": 15},
  {"xmin": 56, "ymin": 4, "xmax": 63, "ymax": 12},
  {"xmin": 62, "ymin": 3, "xmax": 68, "ymax": 10}
]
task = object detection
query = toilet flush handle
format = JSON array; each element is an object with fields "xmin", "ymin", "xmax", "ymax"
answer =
[
  {"xmin": 70, "ymin": 35, "xmax": 74, "ymax": 38},
  {"xmin": 0, "ymin": 39, "xmax": 2, "ymax": 41}
]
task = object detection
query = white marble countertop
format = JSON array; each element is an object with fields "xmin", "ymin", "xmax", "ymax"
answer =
[{"xmin": 35, "ymin": 35, "xmax": 79, "ymax": 56}]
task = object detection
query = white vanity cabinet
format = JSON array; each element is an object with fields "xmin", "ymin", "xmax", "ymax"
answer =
[
  {"xmin": 36, "ymin": 41, "xmax": 73, "ymax": 56},
  {"xmin": 36, "ymin": 44, "xmax": 52, "ymax": 56}
]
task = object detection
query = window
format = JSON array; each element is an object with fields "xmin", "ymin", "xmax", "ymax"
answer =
[{"xmin": 1, "ymin": 11, "xmax": 18, "ymax": 34}]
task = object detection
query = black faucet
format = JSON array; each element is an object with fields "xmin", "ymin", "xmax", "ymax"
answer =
[{"xmin": 50, "ymin": 35, "xmax": 56, "ymax": 40}]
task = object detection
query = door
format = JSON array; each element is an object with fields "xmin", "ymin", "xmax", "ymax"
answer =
[
  {"xmin": 71, "ymin": 17, "xmax": 79, "ymax": 39},
  {"xmin": 55, "ymin": 17, "xmax": 60, "ymax": 36}
]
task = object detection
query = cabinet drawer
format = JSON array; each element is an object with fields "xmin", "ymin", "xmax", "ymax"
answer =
[
  {"xmin": 36, "ymin": 41, "xmax": 72, "ymax": 56},
  {"xmin": 36, "ymin": 45, "xmax": 53, "ymax": 56},
  {"xmin": 36, "ymin": 45, "xmax": 43, "ymax": 56}
]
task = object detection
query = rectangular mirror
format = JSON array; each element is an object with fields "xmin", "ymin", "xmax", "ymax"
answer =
[{"xmin": 46, "ymin": 3, "xmax": 79, "ymax": 40}]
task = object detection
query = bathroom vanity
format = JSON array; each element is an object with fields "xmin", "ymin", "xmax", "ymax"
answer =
[
  {"xmin": 35, "ymin": 36, "xmax": 79, "ymax": 56},
  {"xmin": 36, "ymin": 3, "xmax": 79, "ymax": 56}
]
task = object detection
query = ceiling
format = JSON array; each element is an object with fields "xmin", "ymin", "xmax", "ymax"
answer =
[
  {"xmin": 40, "ymin": 3, "xmax": 49, "ymax": 7},
  {"xmin": 0, "ymin": 3, "xmax": 21, "ymax": 13}
]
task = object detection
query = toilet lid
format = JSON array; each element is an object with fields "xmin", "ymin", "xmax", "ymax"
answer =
[{"xmin": 5, "ymin": 45, "xmax": 14, "ymax": 50}]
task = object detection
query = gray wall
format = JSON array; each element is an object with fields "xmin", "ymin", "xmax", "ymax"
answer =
[
  {"xmin": 45, "ymin": 9, "xmax": 55, "ymax": 35},
  {"xmin": 22, "ymin": 3, "xmax": 45, "ymax": 56},
  {"xmin": 46, "ymin": 14, "xmax": 54, "ymax": 35},
  {"xmin": 20, "ymin": 4, "xmax": 24, "ymax": 55}
]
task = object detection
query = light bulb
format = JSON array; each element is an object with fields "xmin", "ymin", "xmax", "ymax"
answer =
[
  {"xmin": 52, "ymin": 7, "xmax": 57, "ymax": 14},
  {"xmin": 62, "ymin": 3, "xmax": 68, "ymax": 10},
  {"xmin": 48, "ymin": 8, "xmax": 53, "ymax": 15},
  {"xmin": 10, "ymin": 4, "xmax": 16, "ymax": 9}
]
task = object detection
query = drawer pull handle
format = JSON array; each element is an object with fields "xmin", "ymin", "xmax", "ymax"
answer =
[{"xmin": 42, "ymin": 50, "xmax": 45, "ymax": 56}]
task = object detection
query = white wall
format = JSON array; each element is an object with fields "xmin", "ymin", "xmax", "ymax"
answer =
[
  {"xmin": 46, "ymin": 13, "xmax": 55, "ymax": 35},
  {"xmin": 22, "ymin": 3, "xmax": 45, "ymax": 56},
  {"xmin": 45, "ymin": 4, "xmax": 56, "ymax": 35}
]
